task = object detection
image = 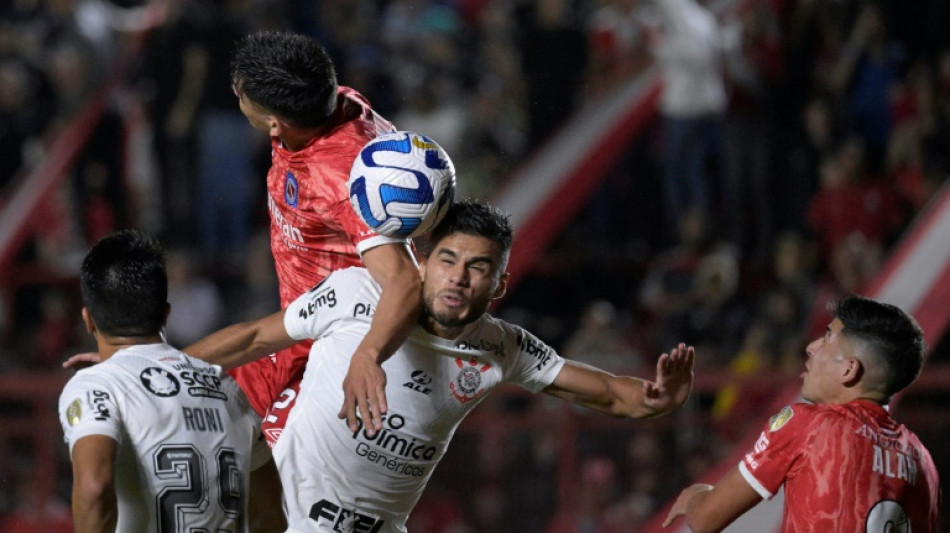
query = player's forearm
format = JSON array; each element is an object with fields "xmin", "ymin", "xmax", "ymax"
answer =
[
  {"xmin": 186, "ymin": 313, "xmax": 295, "ymax": 370},
  {"xmin": 72, "ymin": 486, "xmax": 117, "ymax": 533},
  {"xmin": 355, "ymin": 270, "xmax": 423, "ymax": 363}
]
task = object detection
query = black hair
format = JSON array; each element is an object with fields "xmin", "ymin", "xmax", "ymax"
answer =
[
  {"xmin": 426, "ymin": 200, "xmax": 514, "ymax": 262},
  {"xmin": 833, "ymin": 294, "xmax": 925, "ymax": 396},
  {"xmin": 230, "ymin": 31, "xmax": 338, "ymax": 128},
  {"xmin": 80, "ymin": 229, "xmax": 167, "ymax": 337}
]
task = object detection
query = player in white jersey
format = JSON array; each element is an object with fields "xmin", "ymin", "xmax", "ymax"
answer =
[
  {"xmin": 58, "ymin": 230, "xmax": 286, "ymax": 533},
  {"xmin": 187, "ymin": 200, "xmax": 694, "ymax": 533}
]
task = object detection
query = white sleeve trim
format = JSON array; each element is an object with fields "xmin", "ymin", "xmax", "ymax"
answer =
[
  {"xmin": 356, "ymin": 234, "xmax": 408, "ymax": 255},
  {"xmin": 738, "ymin": 460, "xmax": 774, "ymax": 500}
]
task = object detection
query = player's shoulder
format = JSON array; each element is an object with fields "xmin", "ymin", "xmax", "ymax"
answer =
[
  {"xmin": 312, "ymin": 266, "xmax": 375, "ymax": 293},
  {"xmin": 768, "ymin": 402, "xmax": 858, "ymax": 433}
]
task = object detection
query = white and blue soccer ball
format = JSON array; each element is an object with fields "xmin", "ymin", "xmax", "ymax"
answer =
[{"xmin": 348, "ymin": 131, "xmax": 456, "ymax": 239}]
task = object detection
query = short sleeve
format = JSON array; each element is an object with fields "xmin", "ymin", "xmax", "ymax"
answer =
[
  {"xmin": 58, "ymin": 373, "xmax": 123, "ymax": 453},
  {"xmin": 738, "ymin": 404, "xmax": 811, "ymax": 499},
  {"xmin": 503, "ymin": 325, "xmax": 566, "ymax": 392},
  {"xmin": 284, "ymin": 268, "xmax": 376, "ymax": 341}
]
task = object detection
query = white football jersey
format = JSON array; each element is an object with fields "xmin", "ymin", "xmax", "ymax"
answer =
[
  {"xmin": 59, "ymin": 343, "xmax": 271, "ymax": 533},
  {"xmin": 277, "ymin": 267, "xmax": 565, "ymax": 533}
]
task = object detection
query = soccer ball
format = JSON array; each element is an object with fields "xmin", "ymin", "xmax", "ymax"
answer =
[{"xmin": 348, "ymin": 131, "xmax": 456, "ymax": 239}]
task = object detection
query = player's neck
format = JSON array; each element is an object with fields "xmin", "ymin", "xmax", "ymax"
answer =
[
  {"xmin": 280, "ymin": 127, "xmax": 323, "ymax": 152},
  {"xmin": 96, "ymin": 333, "xmax": 164, "ymax": 361}
]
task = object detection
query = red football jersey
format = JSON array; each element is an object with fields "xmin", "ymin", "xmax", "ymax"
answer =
[
  {"xmin": 230, "ymin": 86, "xmax": 400, "ymax": 442},
  {"xmin": 739, "ymin": 400, "xmax": 939, "ymax": 533}
]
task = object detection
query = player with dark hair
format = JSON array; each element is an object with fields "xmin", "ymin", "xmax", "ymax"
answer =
[
  {"xmin": 664, "ymin": 294, "xmax": 939, "ymax": 532},
  {"xmin": 228, "ymin": 30, "xmax": 422, "ymax": 443},
  {"xmin": 186, "ymin": 200, "xmax": 695, "ymax": 533},
  {"xmin": 59, "ymin": 230, "xmax": 285, "ymax": 533}
]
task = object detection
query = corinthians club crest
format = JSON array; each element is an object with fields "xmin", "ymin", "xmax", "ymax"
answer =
[
  {"xmin": 450, "ymin": 357, "xmax": 491, "ymax": 404},
  {"xmin": 140, "ymin": 367, "xmax": 180, "ymax": 397}
]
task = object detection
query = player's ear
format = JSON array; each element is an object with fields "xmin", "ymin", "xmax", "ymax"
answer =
[
  {"xmin": 841, "ymin": 356, "xmax": 864, "ymax": 387},
  {"xmin": 81, "ymin": 307, "xmax": 96, "ymax": 335},
  {"xmin": 270, "ymin": 116, "xmax": 287, "ymax": 138},
  {"xmin": 492, "ymin": 272, "xmax": 509, "ymax": 300},
  {"xmin": 419, "ymin": 256, "xmax": 429, "ymax": 282}
]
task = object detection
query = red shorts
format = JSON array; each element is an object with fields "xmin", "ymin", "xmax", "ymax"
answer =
[{"xmin": 229, "ymin": 339, "xmax": 312, "ymax": 448}]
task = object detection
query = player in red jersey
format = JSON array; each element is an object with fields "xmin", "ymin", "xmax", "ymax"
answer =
[
  {"xmin": 228, "ymin": 31, "xmax": 423, "ymax": 445},
  {"xmin": 664, "ymin": 294, "xmax": 939, "ymax": 532}
]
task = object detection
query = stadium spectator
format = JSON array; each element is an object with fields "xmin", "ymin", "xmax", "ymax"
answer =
[
  {"xmin": 185, "ymin": 200, "xmax": 695, "ymax": 533},
  {"xmin": 664, "ymin": 294, "xmax": 939, "ymax": 532},
  {"xmin": 645, "ymin": 0, "xmax": 727, "ymax": 243},
  {"xmin": 57, "ymin": 230, "xmax": 285, "ymax": 532}
]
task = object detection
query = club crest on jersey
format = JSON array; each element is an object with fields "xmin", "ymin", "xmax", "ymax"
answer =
[
  {"xmin": 769, "ymin": 406, "xmax": 794, "ymax": 432},
  {"xmin": 284, "ymin": 171, "xmax": 299, "ymax": 208},
  {"xmin": 450, "ymin": 357, "xmax": 490, "ymax": 404},
  {"xmin": 140, "ymin": 367, "xmax": 181, "ymax": 397}
]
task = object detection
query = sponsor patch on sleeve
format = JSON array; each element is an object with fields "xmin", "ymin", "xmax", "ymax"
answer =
[{"xmin": 768, "ymin": 406, "xmax": 794, "ymax": 432}]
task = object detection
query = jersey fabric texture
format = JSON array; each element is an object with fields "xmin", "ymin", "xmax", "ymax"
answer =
[
  {"xmin": 738, "ymin": 399, "xmax": 939, "ymax": 532},
  {"xmin": 275, "ymin": 267, "xmax": 566, "ymax": 533},
  {"xmin": 229, "ymin": 86, "xmax": 403, "ymax": 445},
  {"xmin": 58, "ymin": 343, "xmax": 271, "ymax": 533}
]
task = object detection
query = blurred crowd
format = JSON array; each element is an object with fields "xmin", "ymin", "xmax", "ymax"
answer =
[{"xmin": 1, "ymin": 0, "xmax": 949, "ymax": 531}]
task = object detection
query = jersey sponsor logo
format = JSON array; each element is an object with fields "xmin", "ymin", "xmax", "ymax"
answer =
[
  {"xmin": 349, "ymin": 412, "xmax": 436, "ymax": 477},
  {"xmin": 298, "ymin": 287, "xmax": 337, "ymax": 320},
  {"xmin": 141, "ymin": 367, "xmax": 181, "ymax": 397},
  {"xmin": 403, "ymin": 370, "xmax": 432, "ymax": 395},
  {"xmin": 353, "ymin": 301, "xmax": 375, "ymax": 319},
  {"xmin": 88, "ymin": 390, "xmax": 112, "ymax": 421},
  {"xmin": 517, "ymin": 332, "xmax": 552, "ymax": 371},
  {"xmin": 449, "ymin": 357, "xmax": 490, "ymax": 404},
  {"xmin": 456, "ymin": 338, "xmax": 505, "ymax": 358},
  {"xmin": 267, "ymin": 194, "xmax": 304, "ymax": 245},
  {"xmin": 66, "ymin": 398, "xmax": 82, "ymax": 426},
  {"xmin": 284, "ymin": 170, "xmax": 299, "ymax": 207},
  {"xmin": 768, "ymin": 406, "xmax": 793, "ymax": 432},
  {"xmin": 309, "ymin": 499, "xmax": 385, "ymax": 533}
]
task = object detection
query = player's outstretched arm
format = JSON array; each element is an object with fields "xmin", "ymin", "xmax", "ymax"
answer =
[
  {"xmin": 185, "ymin": 310, "xmax": 296, "ymax": 370},
  {"xmin": 662, "ymin": 466, "xmax": 762, "ymax": 532},
  {"xmin": 339, "ymin": 243, "xmax": 423, "ymax": 435},
  {"xmin": 543, "ymin": 343, "xmax": 694, "ymax": 418},
  {"xmin": 71, "ymin": 435, "xmax": 118, "ymax": 533}
]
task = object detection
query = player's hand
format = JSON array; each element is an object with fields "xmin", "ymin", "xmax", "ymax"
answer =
[
  {"xmin": 663, "ymin": 483, "xmax": 713, "ymax": 527},
  {"xmin": 62, "ymin": 352, "xmax": 102, "ymax": 371},
  {"xmin": 642, "ymin": 343, "xmax": 694, "ymax": 413},
  {"xmin": 338, "ymin": 352, "xmax": 388, "ymax": 436}
]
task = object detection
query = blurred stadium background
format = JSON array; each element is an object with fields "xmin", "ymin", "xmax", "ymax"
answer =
[{"xmin": 0, "ymin": 0, "xmax": 948, "ymax": 531}]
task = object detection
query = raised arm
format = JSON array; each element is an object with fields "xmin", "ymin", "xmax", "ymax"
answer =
[
  {"xmin": 185, "ymin": 310, "xmax": 296, "ymax": 370},
  {"xmin": 543, "ymin": 343, "xmax": 694, "ymax": 418},
  {"xmin": 71, "ymin": 435, "xmax": 118, "ymax": 533},
  {"xmin": 339, "ymin": 242, "xmax": 423, "ymax": 434}
]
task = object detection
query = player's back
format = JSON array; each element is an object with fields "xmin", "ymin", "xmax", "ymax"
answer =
[
  {"xmin": 784, "ymin": 400, "xmax": 939, "ymax": 532},
  {"xmin": 60, "ymin": 343, "xmax": 264, "ymax": 532}
]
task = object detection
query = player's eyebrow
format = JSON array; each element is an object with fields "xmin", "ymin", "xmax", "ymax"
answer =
[{"xmin": 435, "ymin": 248, "xmax": 494, "ymax": 267}]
